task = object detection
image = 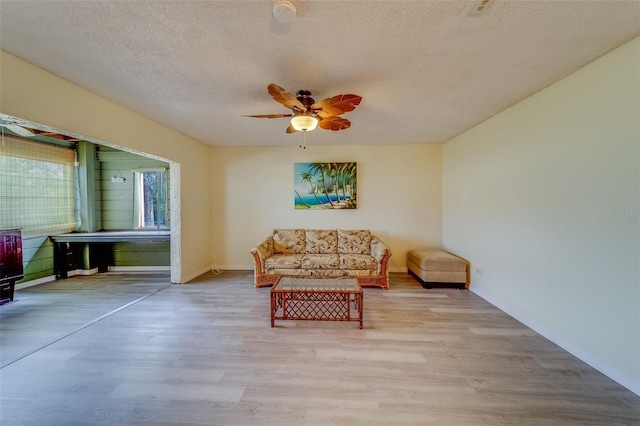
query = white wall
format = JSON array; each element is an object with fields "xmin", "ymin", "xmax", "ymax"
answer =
[
  {"xmin": 442, "ymin": 38, "xmax": 640, "ymax": 394},
  {"xmin": 211, "ymin": 144, "xmax": 442, "ymax": 271},
  {"xmin": 0, "ymin": 51, "xmax": 212, "ymax": 283}
]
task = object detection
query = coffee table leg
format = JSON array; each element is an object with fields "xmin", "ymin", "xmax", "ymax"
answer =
[
  {"xmin": 270, "ymin": 292, "xmax": 275, "ymax": 327},
  {"xmin": 359, "ymin": 292, "xmax": 363, "ymax": 329},
  {"xmin": 346, "ymin": 293, "xmax": 351, "ymax": 322}
]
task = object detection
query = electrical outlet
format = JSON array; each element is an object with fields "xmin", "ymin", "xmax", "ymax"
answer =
[{"xmin": 475, "ymin": 267, "xmax": 482, "ymax": 276}]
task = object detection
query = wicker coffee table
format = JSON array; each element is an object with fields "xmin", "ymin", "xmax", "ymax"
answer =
[{"xmin": 270, "ymin": 276, "xmax": 363, "ymax": 329}]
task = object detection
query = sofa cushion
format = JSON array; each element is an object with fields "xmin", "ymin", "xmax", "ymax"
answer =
[
  {"xmin": 407, "ymin": 249, "xmax": 466, "ymax": 272},
  {"xmin": 273, "ymin": 229, "xmax": 306, "ymax": 254},
  {"xmin": 302, "ymin": 254, "xmax": 340, "ymax": 269},
  {"xmin": 265, "ymin": 254, "xmax": 304, "ymax": 270},
  {"xmin": 338, "ymin": 229, "xmax": 371, "ymax": 254},
  {"xmin": 339, "ymin": 254, "xmax": 378, "ymax": 271},
  {"xmin": 305, "ymin": 229, "xmax": 338, "ymax": 254}
]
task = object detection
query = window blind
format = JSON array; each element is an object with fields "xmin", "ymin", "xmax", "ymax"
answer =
[{"xmin": 0, "ymin": 136, "xmax": 76, "ymax": 238}]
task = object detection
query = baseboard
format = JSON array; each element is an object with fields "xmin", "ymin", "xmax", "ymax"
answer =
[
  {"xmin": 15, "ymin": 275, "xmax": 57, "ymax": 290},
  {"xmin": 16, "ymin": 268, "xmax": 98, "ymax": 289},
  {"xmin": 14, "ymin": 267, "xmax": 161, "ymax": 289},
  {"xmin": 221, "ymin": 265, "xmax": 254, "ymax": 270},
  {"xmin": 389, "ymin": 266, "xmax": 408, "ymax": 273},
  {"xmin": 107, "ymin": 266, "xmax": 170, "ymax": 272},
  {"xmin": 470, "ymin": 286, "xmax": 640, "ymax": 397},
  {"xmin": 180, "ymin": 264, "xmax": 214, "ymax": 284},
  {"xmin": 69, "ymin": 268, "xmax": 99, "ymax": 276}
]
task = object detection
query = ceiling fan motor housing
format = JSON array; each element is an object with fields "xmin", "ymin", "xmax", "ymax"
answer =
[{"xmin": 296, "ymin": 90, "xmax": 315, "ymax": 109}]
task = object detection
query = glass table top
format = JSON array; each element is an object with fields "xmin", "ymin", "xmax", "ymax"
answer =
[{"xmin": 274, "ymin": 276, "xmax": 361, "ymax": 292}]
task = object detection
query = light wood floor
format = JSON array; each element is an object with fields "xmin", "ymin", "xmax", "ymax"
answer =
[{"xmin": 1, "ymin": 271, "xmax": 638, "ymax": 425}]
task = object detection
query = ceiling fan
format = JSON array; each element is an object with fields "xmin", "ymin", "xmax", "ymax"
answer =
[
  {"xmin": 0, "ymin": 119, "xmax": 35, "ymax": 138},
  {"xmin": 244, "ymin": 83, "xmax": 362, "ymax": 133}
]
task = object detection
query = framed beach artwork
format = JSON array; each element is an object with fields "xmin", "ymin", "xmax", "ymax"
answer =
[{"xmin": 294, "ymin": 162, "xmax": 357, "ymax": 209}]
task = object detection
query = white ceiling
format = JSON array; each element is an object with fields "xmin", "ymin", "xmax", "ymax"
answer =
[{"xmin": 1, "ymin": 1, "xmax": 639, "ymax": 148}]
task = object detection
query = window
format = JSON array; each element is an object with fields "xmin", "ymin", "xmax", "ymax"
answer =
[
  {"xmin": 0, "ymin": 136, "xmax": 76, "ymax": 238},
  {"xmin": 133, "ymin": 168, "xmax": 169, "ymax": 229}
]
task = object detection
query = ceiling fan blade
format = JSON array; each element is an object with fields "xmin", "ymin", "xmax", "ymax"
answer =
[
  {"xmin": 243, "ymin": 114, "xmax": 293, "ymax": 119},
  {"xmin": 267, "ymin": 83, "xmax": 305, "ymax": 111},
  {"xmin": 31, "ymin": 130, "xmax": 80, "ymax": 142},
  {"xmin": 312, "ymin": 94, "xmax": 362, "ymax": 118},
  {"xmin": 285, "ymin": 124, "xmax": 296, "ymax": 134},
  {"xmin": 318, "ymin": 116, "xmax": 351, "ymax": 131},
  {"xmin": 315, "ymin": 105, "xmax": 344, "ymax": 119},
  {"xmin": 2, "ymin": 123, "xmax": 35, "ymax": 137}
]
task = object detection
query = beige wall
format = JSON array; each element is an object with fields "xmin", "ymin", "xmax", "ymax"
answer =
[
  {"xmin": 1, "ymin": 51, "xmax": 212, "ymax": 283},
  {"xmin": 211, "ymin": 144, "xmax": 442, "ymax": 271},
  {"xmin": 442, "ymin": 38, "xmax": 640, "ymax": 394}
]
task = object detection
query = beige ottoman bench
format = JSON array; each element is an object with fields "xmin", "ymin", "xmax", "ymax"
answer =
[{"xmin": 407, "ymin": 249, "xmax": 468, "ymax": 289}]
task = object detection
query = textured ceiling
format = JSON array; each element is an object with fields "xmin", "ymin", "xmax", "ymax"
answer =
[{"xmin": 1, "ymin": 1, "xmax": 639, "ymax": 147}]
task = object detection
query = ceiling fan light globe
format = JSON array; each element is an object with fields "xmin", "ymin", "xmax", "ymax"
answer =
[{"xmin": 290, "ymin": 115, "xmax": 318, "ymax": 132}]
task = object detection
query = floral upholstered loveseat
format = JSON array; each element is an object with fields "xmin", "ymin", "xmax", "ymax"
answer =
[{"xmin": 250, "ymin": 229, "xmax": 392, "ymax": 289}]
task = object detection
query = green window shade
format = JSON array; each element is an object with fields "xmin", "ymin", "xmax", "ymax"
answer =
[{"xmin": 0, "ymin": 136, "xmax": 76, "ymax": 238}]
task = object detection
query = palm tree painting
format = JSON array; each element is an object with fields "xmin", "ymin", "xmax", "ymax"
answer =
[{"xmin": 294, "ymin": 162, "xmax": 357, "ymax": 209}]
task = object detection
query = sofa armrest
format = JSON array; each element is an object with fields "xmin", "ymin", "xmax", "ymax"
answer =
[
  {"xmin": 370, "ymin": 236, "xmax": 392, "ymax": 288},
  {"xmin": 371, "ymin": 236, "xmax": 391, "ymax": 263},
  {"xmin": 250, "ymin": 236, "xmax": 274, "ymax": 287}
]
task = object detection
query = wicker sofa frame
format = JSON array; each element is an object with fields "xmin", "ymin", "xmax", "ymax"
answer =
[{"xmin": 251, "ymin": 229, "xmax": 392, "ymax": 289}]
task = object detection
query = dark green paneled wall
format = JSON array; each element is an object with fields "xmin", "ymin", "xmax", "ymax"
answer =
[
  {"xmin": 17, "ymin": 143, "xmax": 171, "ymax": 283},
  {"xmin": 98, "ymin": 146, "xmax": 170, "ymax": 267},
  {"xmin": 20, "ymin": 237, "xmax": 54, "ymax": 283}
]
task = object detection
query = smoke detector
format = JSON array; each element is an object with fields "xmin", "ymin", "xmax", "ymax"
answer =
[{"xmin": 273, "ymin": 1, "xmax": 296, "ymax": 24}]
